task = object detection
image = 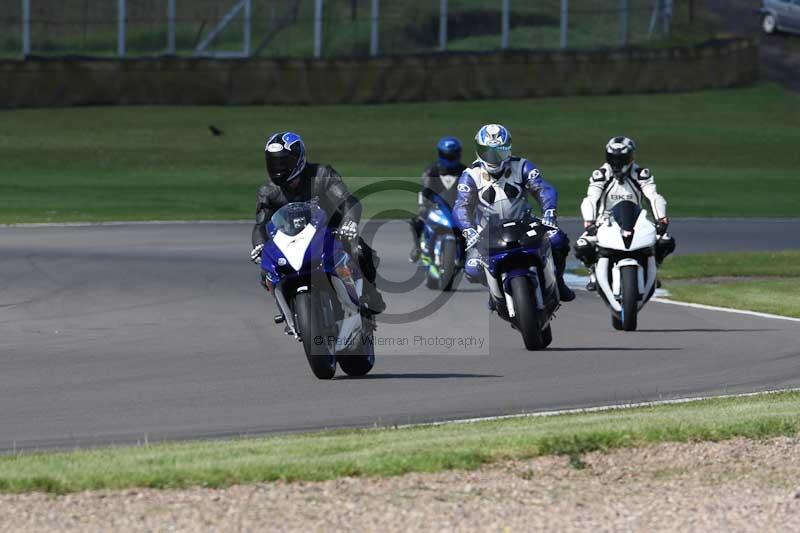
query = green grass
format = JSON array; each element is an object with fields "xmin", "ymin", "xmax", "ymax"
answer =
[
  {"xmin": 1, "ymin": 391, "xmax": 799, "ymax": 494},
  {"xmin": 660, "ymin": 251, "xmax": 800, "ymax": 280},
  {"xmin": 667, "ymin": 279, "xmax": 800, "ymax": 318},
  {"xmin": 655, "ymin": 251, "xmax": 800, "ymax": 318},
  {"xmin": 1, "ymin": 84, "xmax": 798, "ymax": 223}
]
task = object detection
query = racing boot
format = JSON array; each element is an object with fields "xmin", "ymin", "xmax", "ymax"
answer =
[
  {"xmin": 409, "ymin": 217, "xmax": 424, "ymax": 263},
  {"xmin": 558, "ymin": 277, "xmax": 576, "ymax": 302},
  {"xmin": 586, "ymin": 268, "xmax": 597, "ymax": 292},
  {"xmin": 360, "ymin": 281, "xmax": 386, "ymax": 316},
  {"xmin": 408, "ymin": 244, "xmax": 421, "ymax": 263},
  {"xmin": 553, "ymin": 250, "xmax": 576, "ymax": 302}
]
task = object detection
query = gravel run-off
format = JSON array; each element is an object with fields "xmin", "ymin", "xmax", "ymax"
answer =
[{"xmin": 2, "ymin": 437, "xmax": 800, "ymax": 532}]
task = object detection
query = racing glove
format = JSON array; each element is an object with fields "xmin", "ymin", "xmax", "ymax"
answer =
[
  {"xmin": 339, "ymin": 219, "xmax": 359, "ymax": 241},
  {"xmin": 542, "ymin": 209, "xmax": 558, "ymax": 228},
  {"xmin": 463, "ymin": 228, "xmax": 480, "ymax": 250},
  {"xmin": 250, "ymin": 244, "xmax": 264, "ymax": 265},
  {"xmin": 656, "ymin": 217, "xmax": 670, "ymax": 236}
]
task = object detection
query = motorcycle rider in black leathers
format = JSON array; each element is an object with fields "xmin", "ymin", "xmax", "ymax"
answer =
[
  {"xmin": 250, "ymin": 131, "xmax": 386, "ymax": 317},
  {"xmin": 408, "ymin": 136, "xmax": 467, "ymax": 262},
  {"xmin": 574, "ymin": 136, "xmax": 676, "ymax": 291}
]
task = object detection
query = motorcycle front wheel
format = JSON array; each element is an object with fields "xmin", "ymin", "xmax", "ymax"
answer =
[
  {"xmin": 510, "ymin": 276, "xmax": 546, "ymax": 351},
  {"xmin": 439, "ymin": 238, "xmax": 459, "ymax": 292},
  {"xmin": 620, "ymin": 265, "xmax": 639, "ymax": 331},
  {"xmin": 294, "ymin": 291, "xmax": 337, "ymax": 379}
]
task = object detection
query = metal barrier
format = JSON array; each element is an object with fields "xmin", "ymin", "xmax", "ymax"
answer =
[{"xmin": 5, "ymin": 0, "xmax": 678, "ymax": 60}]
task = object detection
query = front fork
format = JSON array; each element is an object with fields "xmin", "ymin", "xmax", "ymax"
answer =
[{"xmin": 274, "ymin": 284, "xmax": 301, "ymax": 340}]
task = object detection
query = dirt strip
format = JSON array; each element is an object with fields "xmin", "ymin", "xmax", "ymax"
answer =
[{"xmin": 1, "ymin": 437, "xmax": 800, "ymax": 532}]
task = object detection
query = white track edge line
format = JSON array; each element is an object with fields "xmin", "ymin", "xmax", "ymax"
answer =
[
  {"xmin": 392, "ymin": 387, "xmax": 800, "ymax": 430},
  {"xmin": 565, "ymin": 273, "xmax": 800, "ymax": 323},
  {"xmin": 651, "ymin": 297, "xmax": 800, "ymax": 323}
]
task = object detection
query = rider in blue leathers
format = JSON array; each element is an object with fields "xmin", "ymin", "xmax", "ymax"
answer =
[
  {"xmin": 409, "ymin": 137, "xmax": 467, "ymax": 262},
  {"xmin": 453, "ymin": 124, "xmax": 576, "ymax": 302}
]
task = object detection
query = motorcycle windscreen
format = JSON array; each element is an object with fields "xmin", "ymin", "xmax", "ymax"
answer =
[
  {"xmin": 479, "ymin": 198, "xmax": 537, "ymax": 254},
  {"xmin": 479, "ymin": 198, "xmax": 533, "ymax": 230},
  {"xmin": 269, "ymin": 202, "xmax": 325, "ymax": 238},
  {"xmin": 609, "ymin": 201, "xmax": 642, "ymax": 233}
]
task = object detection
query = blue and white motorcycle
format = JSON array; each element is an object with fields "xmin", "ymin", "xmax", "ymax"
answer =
[
  {"xmin": 476, "ymin": 200, "xmax": 561, "ymax": 350},
  {"xmin": 418, "ymin": 194, "xmax": 464, "ymax": 291},
  {"xmin": 260, "ymin": 202, "xmax": 375, "ymax": 379}
]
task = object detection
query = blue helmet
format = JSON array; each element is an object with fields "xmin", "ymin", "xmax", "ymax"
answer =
[
  {"xmin": 475, "ymin": 124, "xmax": 512, "ymax": 175},
  {"xmin": 265, "ymin": 131, "xmax": 306, "ymax": 187},
  {"xmin": 437, "ymin": 136, "xmax": 462, "ymax": 172}
]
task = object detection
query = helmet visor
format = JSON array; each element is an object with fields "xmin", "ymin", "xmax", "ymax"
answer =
[
  {"xmin": 606, "ymin": 152, "xmax": 633, "ymax": 172},
  {"xmin": 477, "ymin": 145, "xmax": 512, "ymax": 166},
  {"xmin": 266, "ymin": 151, "xmax": 299, "ymax": 183},
  {"xmin": 438, "ymin": 148, "xmax": 461, "ymax": 162}
]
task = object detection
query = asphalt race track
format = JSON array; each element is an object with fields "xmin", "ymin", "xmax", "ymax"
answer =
[{"xmin": 1, "ymin": 219, "xmax": 798, "ymax": 451}]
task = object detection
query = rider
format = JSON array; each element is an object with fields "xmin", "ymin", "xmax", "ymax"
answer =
[
  {"xmin": 250, "ymin": 131, "xmax": 386, "ymax": 316},
  {"xmin": 409, "ymin": 136, "xmax": 467, "ymax": 262},
  {"xmin": 575, "ymin": 135, "xmax": 675, "ymax": 291},
  {"xmin": 453, "ymin": 124, "xmax": 576, "ymax": 302}
]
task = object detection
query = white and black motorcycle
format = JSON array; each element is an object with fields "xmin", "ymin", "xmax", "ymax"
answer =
[{"xmin": 579, "ymin": 201, "xmax": 658, "ymax": 331}]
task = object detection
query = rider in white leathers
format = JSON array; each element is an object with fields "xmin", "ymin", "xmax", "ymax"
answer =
[{"xmin": 575, "ymin": 136, "xmax": 675, "ymax": 290}]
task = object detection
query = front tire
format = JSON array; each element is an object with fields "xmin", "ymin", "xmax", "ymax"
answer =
[
  {"xmin": 763, "ymin": 14, "xmax": 777, "ymax": 34},
  {"xmin": 294, "ymin": 291, "xmax": 336, "ymax": 380},
  {"xmin": 620, "ymin": 265, "xmax": 639, "ymax": 331},
  {"xmin": 510, "ymin": 276, "xmax": 545, "ymax": 351}
]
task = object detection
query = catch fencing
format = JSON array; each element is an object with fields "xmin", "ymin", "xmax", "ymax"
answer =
[{"xmin": 2, "ymin": 0, "xmax": 680, "ymax": 59}]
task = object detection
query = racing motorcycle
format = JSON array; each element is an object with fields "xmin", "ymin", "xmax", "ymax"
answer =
[
  {"xmin": 580, "ymin": 200, "xmax": 658, "ymax": 331},
  {"xmin": 260, "ymin": 202, "xmax": 375, "ymax": 379},
  {"xmin": 417, "ymin": 193, "xmax": 464, "ymax": 291},
  {"xmin": 476, "ymin": 200, "xmax": 561, "ymax": 350}
]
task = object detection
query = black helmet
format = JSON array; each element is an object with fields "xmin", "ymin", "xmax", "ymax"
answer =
[
  {"xmin": 605, "ymin": 136, "xmax": 636, "ymax": 176},
  {"xmin": 265, "ymin": 131, "xmax": 306, "ymax": 187}
]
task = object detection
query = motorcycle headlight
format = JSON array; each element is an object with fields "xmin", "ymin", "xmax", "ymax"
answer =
[{"xmin": 428, "ymin": 210, "xmax": 450, "ymax": 227}]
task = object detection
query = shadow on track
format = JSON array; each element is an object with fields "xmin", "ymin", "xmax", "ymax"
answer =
[
  {"xmin": 547, "ymin": 347, "xmax": 682, "ymax": 352},
  {"xmin": 635, "ymin": 329, "xmax": 780, "ymax": 333},
  {"xmin": 337, "ymin": 373, "xmax": 502, "ymax": 380}
]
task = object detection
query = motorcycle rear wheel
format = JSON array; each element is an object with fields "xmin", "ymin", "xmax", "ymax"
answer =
[{"xmin": 338, "ymin": 325, "xmax": 376, "ymax": 377}]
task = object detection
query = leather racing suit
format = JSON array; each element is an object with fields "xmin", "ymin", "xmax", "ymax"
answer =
[
  {"xmin": 410, "ymin": 161, "xmax": 468, "ymax": 251},
  {"xmin": 252, "ymin": 162, "xmax": 384, "ymax": 313},
  {"xmin": 453, "ymin": 157, "xmax": 571, "ymax": 290},
  {"xmin": 577, "ymin": 162, "xmax": 674, "ymax": 266}
]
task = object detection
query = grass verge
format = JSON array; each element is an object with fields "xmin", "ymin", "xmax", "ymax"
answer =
[
  {"xmin": 1, "ymin": 391, "xmax": 799, "ymax": 494},
  {"xmin": 658, "ymin": 251, "xmax": 800, "ymax": 318},
  {"xmin": 1, "ymin": 84, "xmax": 799, "ymax": 222},
  {"xmin": 666, "ymin": 280, "xmax": 800, "ymax": 318},
  {"xmin": 659, "ymin": 251, "xmax": 800, "ymax": 280}
]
